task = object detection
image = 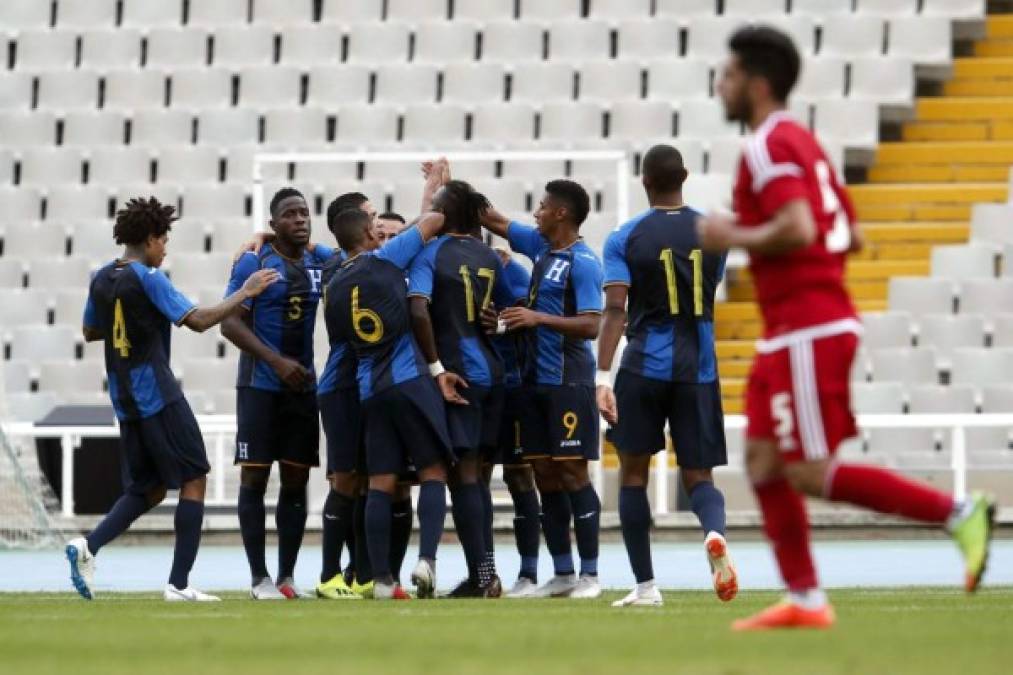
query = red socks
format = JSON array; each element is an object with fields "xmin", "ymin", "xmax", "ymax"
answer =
[
  {"xmin": 753, "ymin": 477, "xmax": 818, "ymax": 591},
  {"xmin": 825, "ymin": 463, "xmax": 953, "ymax": 524}
]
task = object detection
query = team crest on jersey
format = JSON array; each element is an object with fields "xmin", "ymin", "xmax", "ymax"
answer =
[
  {"xmin": 544, "ymin": 259, "xmax": 570, "ymax": 283},
  {"xmin": 306, "ymin": 268, "xmax": 323, "ymax": 294}
]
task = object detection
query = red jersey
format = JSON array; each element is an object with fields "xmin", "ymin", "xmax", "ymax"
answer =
[{"xmin": 733, "ymin": 111, "xmax": 858, "ymax": 339}]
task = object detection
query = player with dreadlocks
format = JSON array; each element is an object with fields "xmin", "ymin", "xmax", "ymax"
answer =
[
  {"xmin": 66, "ymin": 197, "xmax": 278, "ymax": 602},
  {"xmin": 407, "ymin": 171, "xmax": 513, "ymax": 597}
]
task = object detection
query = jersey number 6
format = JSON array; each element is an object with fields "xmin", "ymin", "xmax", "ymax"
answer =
[{"xmin": 351, "ymin": 286, "xmax": 384, "ymax": 343}]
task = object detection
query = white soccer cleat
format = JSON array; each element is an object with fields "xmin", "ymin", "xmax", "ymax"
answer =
[
  {"xmin": 504, "ymin": 577, "xmax": 539, "ymax": 598},
  {"xmin": 250, "ymin": 577, "xmax": 286, "ymax": 600},
  {"xmin": 411, "ymin": 558, "xmax": 437, "ymax": 599},
  {"xmin": 705, "ymin": 531, "xmax": 739, "ymax": 602},
  {"xmin": 569, "ymin": 574, "xmax": 602, "ymax": 599},
  {"xmin": 611, "ymin": 584, "xmax": 663, "ymax": 607},
  {"xmin": 531, "ymin": 573, "xmax": 577, "ymax": 598},
  {"xmin": 164, "ymin": 584, "xmax": 221, "ymax": 602},
  {"xmin": 276, "ymin": 577, "xmax": 311, "ymax": 599},
  {"xmin": 65, "ymin": 537, "xmax": 96, "ymax": 600}
]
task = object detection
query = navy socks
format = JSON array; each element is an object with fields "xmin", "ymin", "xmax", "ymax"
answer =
[
  {"xmin": 389, "ymin": 498, "xmax": 413, "ymax": 581},
  {"xmin": 568, "ymin": 484, "xmax": 600, "ymax": 577},
  {"xmin": 539, "ymin": 491, "xmax": 574, "ymax": 576},
  {"xmin": 619, "ymin": 485, "xmax": 654, "ymax": 583},
  {"xmin": 478, "ymin": 480, "xmax": 497, "ymax": 575},
  {"xmin": 276, "ymin": 486, "xmax": 307, "ymax": 581},
  {"xmin": 364, "ymin": 489, "xmax": 393, "ymax": 583},
  {"xmin": 86, "ymin": 492, "xmax": 148, "ymax": 555},
  {"xmin": 417, "ymin": 480, "xmax": 447, "ymax": 562},
  {"xmin": 689, "ymin": 480, "xmax": 727, "ymax": 536},
  {"xmin": 238, "ymin": 485, "xmax": 269, "ymax": 582},
  {"xmin": 451, "ymin": 483, "xmax": 489, "ymax": 584},
  {"xmin": 353, "ymin": 493, "xmax": 373, "ymax": 584},
  {"xmin": 511, "ymin": 488, "xmax": 541, "ymax": 581},
  {"xmin": 168, "ymin": 498, "xmax": 204, "ymax": 589},
  {"xmin": 320, "ymin": 489, "xmax": 354, "ymax": 582}
]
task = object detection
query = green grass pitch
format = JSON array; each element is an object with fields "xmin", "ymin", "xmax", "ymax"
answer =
[{"xmin": 2, "ymin": 589, "xmax": 1011, "ymax": 675}]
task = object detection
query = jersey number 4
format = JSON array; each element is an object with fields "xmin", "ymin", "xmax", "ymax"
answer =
[
  {"xmin": 112, "ymin": 298, "xmax": 132, "ymax": 358},
  {"xmin": 659, "ymin": 248, "xmax": 703, "ymax": 316}
]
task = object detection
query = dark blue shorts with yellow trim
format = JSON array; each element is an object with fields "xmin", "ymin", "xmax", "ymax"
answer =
[{"xmin": 518, "ymin": 384, "xmax": 599, "ymax": 461}]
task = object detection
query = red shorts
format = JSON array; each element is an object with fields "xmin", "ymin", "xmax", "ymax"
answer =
[{"xmin": 745, "ymin": 328, "xmax": 859, "ymax": 463}]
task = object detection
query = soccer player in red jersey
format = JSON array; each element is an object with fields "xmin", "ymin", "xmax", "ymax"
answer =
[{"xmin": 697, "ymin": 26, "xmax": 997, "ymax": 631}]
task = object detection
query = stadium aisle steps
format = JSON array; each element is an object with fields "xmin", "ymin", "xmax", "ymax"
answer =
[{"xmin": 716, "ymin": 13, "xmax": 1010, "ymax": 416}]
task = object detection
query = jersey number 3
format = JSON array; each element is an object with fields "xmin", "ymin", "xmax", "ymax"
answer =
[
  {"xmin": 659, "ymin": 248, "xmax": 703, "ymax": 316},
  {"xmin": 112, "ymin": 298, "xmax": 131, "ymax": 358}
]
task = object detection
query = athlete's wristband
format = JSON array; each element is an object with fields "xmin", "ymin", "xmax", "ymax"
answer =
[
  {"xmin": 428, "ymin": 361, "xmax": 446, "ymax": 378},
  {"xmin": 496, "ymin": 318, "xmax": 507, "ymax": 335},
  {"xmin": 595, "ymin": 369, "xmax": 612, "ymax": 388}
]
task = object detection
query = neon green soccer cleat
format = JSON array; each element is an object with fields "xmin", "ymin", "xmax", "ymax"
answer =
[
  {"xmin": 316, "ymin": 573, "xmax": 361, "ymax": 600},
  {"xmin": 351, "ymin": 579, "xmax": 375, "ymax": 599},
  {"xmin": 950, "ymin": 491, "xmax": 997, "ymax": 593}
]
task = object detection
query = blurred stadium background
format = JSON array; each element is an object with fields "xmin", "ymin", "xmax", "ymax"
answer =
[{"xmin": 2, "ymin": 0, "xmax": 1013, "ymax": 549}]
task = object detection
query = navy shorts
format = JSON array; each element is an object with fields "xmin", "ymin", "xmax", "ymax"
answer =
[
  {"xmin": 491, "ymin": 386, "xmax": 526, "ymax": 466},
  {"xmin": 235, "ymin": 387, "xmax": 320, "ymax": 467},
  {"xmin": 447, "ymin": 384, "xmax": 505, "ymax": 456},
  {"xmin": 519, "ymin": 384, "xmax": 600, "ymax": 462},
  {"xmin": 361, "ymin": 377, "xmax": 454, "ymax": 476},
  {"xmin": 319, "ymin": 387, "xmax": 362, "ymax": 475},
  {"xmin": 119, "ymin": 398, "xmax": 210, "ymax": 496},
  {"xmin": 607, "ymin": 369, "xmax": 727, "ymax": 470}
]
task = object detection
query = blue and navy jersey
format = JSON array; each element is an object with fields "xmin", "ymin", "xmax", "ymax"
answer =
[
  {"xmin": 603, "ymin": 206, "xmax": 726, "ymax": 383},
  {"xmin": 325, "ymin": 226, "xmax": 430, "ymax": 400},
  {"xmin": 84, "ymin": 260, "xmax": 196, "ymax": 422},
  {"xmin": 226, "ymin": 242, "xmax": 334, "ymax": 392},
  {"xmin": 491, "ymin": 258, "xmax": 531, "ymax": 389},
  {"xmin": 318, "ymin": 250, "xmax": 358, "ymax": 394},
  {"xmin": 507, "ymin": 221, "xmax": 603, "ymax": 387},
  {"xmin": 407, "ymin": 234, "xmax": 505, "ymax": 387}
]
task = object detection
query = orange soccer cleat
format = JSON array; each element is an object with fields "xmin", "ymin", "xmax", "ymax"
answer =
[
  {"xmin": 705, "ymin": 532, "xmax": 739, "ymax": 602},
  {"xmin": 731, "ymin": 600, "xmax": 836, "ymax": 632}
]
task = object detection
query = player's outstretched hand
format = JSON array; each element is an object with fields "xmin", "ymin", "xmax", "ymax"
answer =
[
  {"xmin": 241, "ymin": 269, "xmax": 281, "ymax": 298},
  {"xmin": 436, "ymin": 371, "xmax": 469, "ymax": 406},
  {"xmin": 596, "ymin": 385, "xmax": 618, "ymax": 426},
  {"xmin": 500, "ymin": 306, "xmax": 540, "ymax": 330},
  {"xmin": 696, "ymin": 212, "xmax": 738, "ymax": 252},
  {"xmin": 271, "ymin": 355, "xmax": 313, "ymax": 391},
  {"xmin": 480, "ymin": 305, "xmax": 500, "ymax": 334}
]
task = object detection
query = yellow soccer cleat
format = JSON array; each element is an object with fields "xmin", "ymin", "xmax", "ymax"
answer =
[
  {"xmin": 351, "ymin": 579, "xmax": 375, "ymax": 599},
  {"xmin": 950, "ymin": 491, "xmax": 997, "ymax": 593},
  {"xmin": 316, "ymin": 573, "xmax": 361, "ymax": 600}
]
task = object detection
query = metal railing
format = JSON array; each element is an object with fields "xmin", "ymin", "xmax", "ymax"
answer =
[{"xmin": 4, "ymin": 413, "xmax": 1012, "ymax": 520}]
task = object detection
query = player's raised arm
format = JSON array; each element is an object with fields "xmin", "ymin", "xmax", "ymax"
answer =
[{"xmin": 182, "ymin": 268, "xmax": 279, "ymax": 332}]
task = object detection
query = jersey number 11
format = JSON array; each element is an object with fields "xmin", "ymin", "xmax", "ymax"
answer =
[{"xmin": 659, "ymin": 248, "xmax": 703, "ymax": 317}]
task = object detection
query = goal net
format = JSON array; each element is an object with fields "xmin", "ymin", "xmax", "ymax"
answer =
[{"xmin": 0, "ymin": 425, "xmax": 69, "ymax": 550}]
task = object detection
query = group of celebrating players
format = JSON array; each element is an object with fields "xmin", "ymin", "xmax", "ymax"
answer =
[{"xmin": 65, "ymin": 26, "xmax": 996, "ymax": 630}]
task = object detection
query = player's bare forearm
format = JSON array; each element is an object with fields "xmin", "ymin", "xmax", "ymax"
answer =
[
  {"xmin": 184, "ymin": 292, "xmax": 249, "ymax": 333},
  {"xmin": 416, "ymin": 211, "xmax": 446, "ymax": 242},
  {"xmin": 409, "ymin": 297, "xmax": 440, "ymax": 364},
  {"xmin": 220, "ymin": 312, "xmax": 280, "ymax": 366},
  {"xmin": 478, "ymin": 206, "xmax": 510, "ymax": 239},
  {"xmin": 82, "ymin": 326, "xmax": 103, "ymax": 342},
  {"xmin": 597, "ymin": 287, "xmax": 628, "ymax": 372},
  {"xmin": 698, "ymin": 200, "xmax": 816, "ymax": 256},
  {"xmin": 536, "ymin": 312, "xmax": 601, "ymax": 340}
]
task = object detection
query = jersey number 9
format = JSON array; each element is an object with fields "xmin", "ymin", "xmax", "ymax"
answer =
[{"xmin": 351, "ymin": 286, "xmax": 383, "ymax": 343}]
